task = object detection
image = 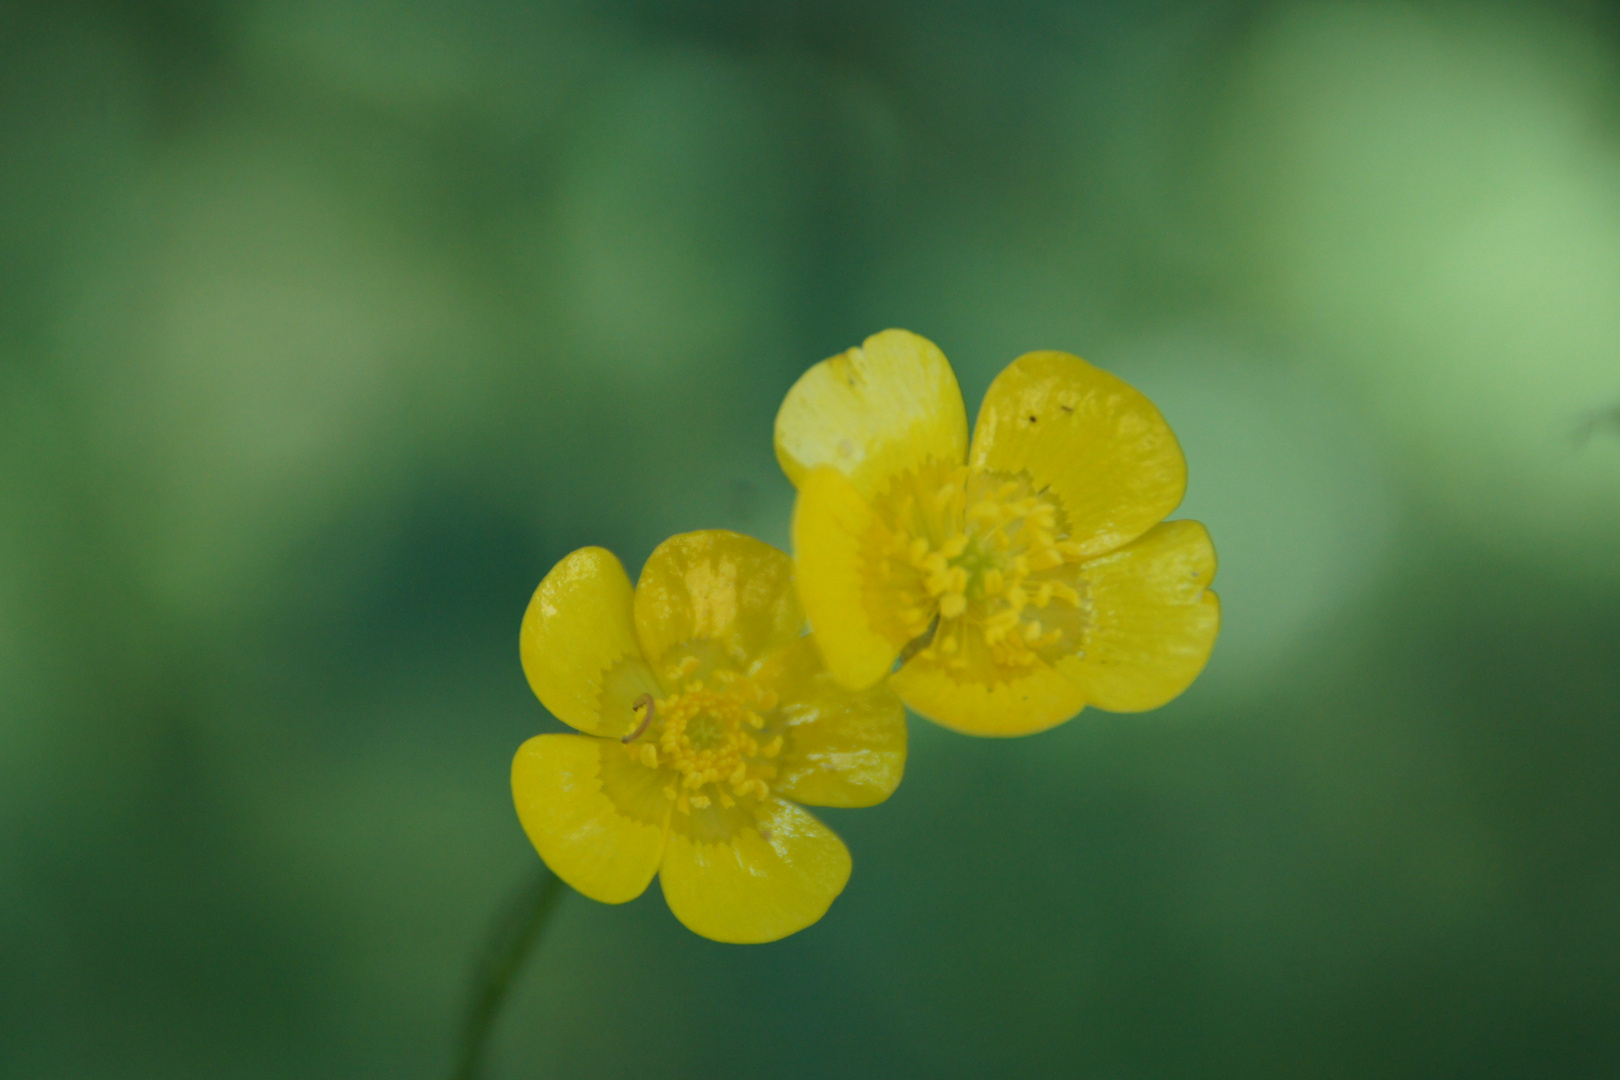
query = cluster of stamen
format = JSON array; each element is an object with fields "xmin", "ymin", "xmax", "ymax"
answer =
[
  {"xmin": 877, "ymin": 464, "xmax": 1090, "ymax": 669},
  {"xmin": 625, "ymin": 656, "xmax": 782, "ymax": 814}
]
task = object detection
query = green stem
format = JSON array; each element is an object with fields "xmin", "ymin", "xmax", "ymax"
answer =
[{"xmin": 452, "ymin": 866, "xmax": 565, "ymax": 1080}]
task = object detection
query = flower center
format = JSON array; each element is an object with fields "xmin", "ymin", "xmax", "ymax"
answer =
[
  {"xmin": 872, "ymin": 463, "xmax": 1091, "ymax": 670},
  {"xmin": 626, "ymin": 661, "xmax": 782, "ymax": 813}
]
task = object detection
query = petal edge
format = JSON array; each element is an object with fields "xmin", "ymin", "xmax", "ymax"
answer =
[
  {"xmin": 521, "ymin": 547, "xmax": 660, "ymax": 737},
  {"xmin": 659, "ymin": 799, "xmax": 851, "ymax": 943},
  {"xmin": 1055, "ymin": 519, "xmax": 1220, "ymax": 712},
  {"xmin": 972, "ymin": 351, "xmax": 1186, "ymax": 560},
  {"xmin": 512, "ymin": 735, "xmax": 671, "ymax": 904},
  {"xmin": 792, "ymin": 466, "xmax": 901, "ymax": 690},
  {"xmin": 634, "ymin": 530, "xmax": 805, "ymax": 675},
  {"xmin": 891, "ymin": 653, "xmax": 1088, "ymax": 737},
  {"xmin": 775, "ymin": 329, "xmax": 969, "ymax": 499},
  {"xmin": 762, "ymin": 636, "xmax": 908, "ymax": 808}
]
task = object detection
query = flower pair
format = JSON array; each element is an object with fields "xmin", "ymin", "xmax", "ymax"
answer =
[{"xmin": 513, "ymin": 330, "xmax": 1219, "ymax": 942}]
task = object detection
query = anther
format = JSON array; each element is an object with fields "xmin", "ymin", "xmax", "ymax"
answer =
[{"xmin": 624, "ymin": 694, "xmax": 655, "ymax": 743}]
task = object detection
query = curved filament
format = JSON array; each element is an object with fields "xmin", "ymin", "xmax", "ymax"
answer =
[{"xmin": 624, "ymin": 693, "xmax": 655, "ymax": 743}]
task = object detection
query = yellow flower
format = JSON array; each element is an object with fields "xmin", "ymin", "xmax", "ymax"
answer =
[
  {"xmin": 776, "ymin": 329, "xmax": 1220, "ymax": 737},
  {"xmin": 512, "ymin": 529, "xmax": 906, "ymax": 943}
]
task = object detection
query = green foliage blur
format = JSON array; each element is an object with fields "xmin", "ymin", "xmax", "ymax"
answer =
[{"xmin": 4, "ymin": 0, "xmax": 1620, "ymax": 1076}]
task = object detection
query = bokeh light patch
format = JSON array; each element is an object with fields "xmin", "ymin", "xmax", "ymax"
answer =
[
  {"xmin": 1116, "ymin": 331, "xmax": 1398, "ymax": 693},
  {"xmin": 1211, "ymin": 2, "xmax": 1620, "ymax": 575}
]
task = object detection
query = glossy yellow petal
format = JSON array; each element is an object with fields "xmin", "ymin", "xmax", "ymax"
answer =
[
  {"xmin": 791, "ymin": 466, "xmax": 901, "ymax": 690},
  {"xmin": 633, "ymin": 530, "xmax": 804, "ymax": 676},
  {"xmin": 971, "ymin": 351, "xmax": 1186, "ymax": 560},
  {"xmin": 1055, "ymin": 519, "xmax": 1219, "ymax": 712},
  {"xmin": 512, "ymin": 734, "xmax": 672, "ymax": 904},
  {"xmin": 659, "ymin": 798, "xmax": 851, "ymax": 943},
  {"xmin": 890, "ymin": 647, "xmax": 1088, "ymax": 737},
  {"xmin": 520, "ymin": 547, "xmax": 661, "ymax": 738},
  {"xmin": 754, "ymin": 636, "xmax": 907, "ymax": 808},
  {"xmin": 775, "ymin": 329, "xmax": 969, "ymax": 499}
]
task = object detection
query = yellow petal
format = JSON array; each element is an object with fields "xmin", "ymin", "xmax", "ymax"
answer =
[
  {"xmin": 1055, "ymin": 519, "xmax": 1219, "ymax": 712},
  {"xmin": 659, "ymin": 798, "xmax": 851, "ymax": 943},
  {"xmin": 633, "ymin": 530, "xmax": 804, "ymax": 675},
  {"xmin": 791, "ymin": 466, "xmax": 902, "ymax": 690},
  {"xmin": 775, "ymin": 329, "xmax": 969, "ymax": 499},
  {"xmin": 511, "ymin": 734, "xmax": 671, "ymax": 904},
  {"xmin": 890, "ymin": 646, "xmax": 1088, "ymax": 737},
  {"xmin": 754, "ymin": 636, "xmax": 907, "ymax": 808},
  {"xmin": 971, "ymin": 351, "xmax": 1186, "ymax": 560},
  {"xmin": 520, "ymin": 547, "xmax": 661, "ymax": 738}
]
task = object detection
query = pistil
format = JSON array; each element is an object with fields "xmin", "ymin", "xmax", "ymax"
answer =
[{"xmin": 631, "ymin": 670, "xmax": 782, "ymax": 814}]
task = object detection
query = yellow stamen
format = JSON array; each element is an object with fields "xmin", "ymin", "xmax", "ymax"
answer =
[
  {"xmin": 626, "ymin": 674, "xmax": 787, "ymax": 813},
  {"xmin": 878, "ymin": 464, "xmax": 1092, "ymax": 672}
]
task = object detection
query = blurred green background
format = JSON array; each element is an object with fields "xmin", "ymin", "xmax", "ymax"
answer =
[{"xmin": 4, "ymin": 0, "xmax": 1620, "ymax": 1076}]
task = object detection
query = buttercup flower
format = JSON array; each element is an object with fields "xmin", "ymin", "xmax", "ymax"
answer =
[
  {"xmin": 513, "ymin": 529, "xmax": 906, "ymax": 943},
  {"xmin": 776, "ymin": 329, "xmax": 1219, "ymax": 736}
]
